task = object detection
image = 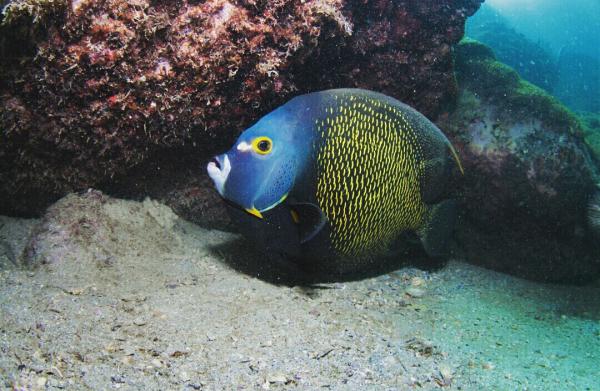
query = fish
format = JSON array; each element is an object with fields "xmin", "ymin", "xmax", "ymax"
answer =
[{"xmin": 207, "ymin": 88, "xmax": 463, "ymax": 274}]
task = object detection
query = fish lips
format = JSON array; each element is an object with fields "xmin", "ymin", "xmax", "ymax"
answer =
[
  {"xmin": 207, "ymin": 153, "xmax": 261, "ymax": 217},
  {"xmin": 207, "ymin": 153, "xmax": 230, "ymax": 196}
]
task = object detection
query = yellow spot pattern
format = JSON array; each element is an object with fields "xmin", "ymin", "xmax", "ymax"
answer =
[{"xmin": 314, "ymin": 95, "xmax": 427, "ymax": 257}]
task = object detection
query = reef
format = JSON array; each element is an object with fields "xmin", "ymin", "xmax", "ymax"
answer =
[
  {"xmin": 0, "ymin": 0, "xmax": 482, "ymax": 216},
  {"xmin": 438, "ymin": 39, "xmax": 600, "ymax": 283}
]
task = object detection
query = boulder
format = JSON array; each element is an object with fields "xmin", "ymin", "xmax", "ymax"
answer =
[{"xmin": 438, "ymin": 39, "xmax": 600, "ymax": 283}]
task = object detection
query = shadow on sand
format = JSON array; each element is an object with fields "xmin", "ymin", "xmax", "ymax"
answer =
[{"xmin": 208, "ymin": 235, "xmax": 446, "ymax": 287}]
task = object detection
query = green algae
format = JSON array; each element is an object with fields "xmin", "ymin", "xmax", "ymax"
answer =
[
  {"xmin": 454, "ymin": 37, "xmax": 496, "ymax": 61},
  {"xmin": 455, "ymin": 38, "xmax": 583, "ymax": 137}
]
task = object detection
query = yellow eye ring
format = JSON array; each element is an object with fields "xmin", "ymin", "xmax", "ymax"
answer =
[{"xmin": 252, "ymin": 136, "xmax": 273, "ymax": 155}]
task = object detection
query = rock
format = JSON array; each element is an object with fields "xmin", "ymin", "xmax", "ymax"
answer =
[
  {"xmin": 439, "ymin": 39, "xmax": 600, "ymax": 282},
  {"xmin": 22, "ymin": 190, "xmax": 181, "ymax": 273},
  {"xmin": 0, "ymin": 0, "xmax": 482, "ymax": 217},
  {"xmin": 0, "ymin": 215, "xmax": 38, "ymax": 269}
]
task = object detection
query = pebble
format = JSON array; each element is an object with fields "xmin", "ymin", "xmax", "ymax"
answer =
[
  {"xmin": 151, "ymin": 358, "xmax": 162, "ymax": 368},
  {"xmin": 411, "ymin": 277, "xmax": 425, "ymax": 287},
  {"xmin": 121, "ymin": 355, "xmax": 134, "ymax": 365},
  {"xmin": 405, "ymin": 287, "xmax": 425, "ymax": 298},
  {"xmin": 152, "ymin": 310, "xmax": 167, "ymax": 320},
  {"xmin": 67, "ymin": 287, "xmax": 85, "ymax": 295},
  {"xmin": 36, "ymin": 377, "xmax": 47, "ymax": 387},
  {"xmin": 133, "ymin": 317, "xmax": 147, "ymax": 326},
  {"xmin": 267, "ymin": 373, "xmax": 287, "ymax": 383},
  {"xmin": 105, "ymin": 342, "xmax": 119, "ymax": 353},
  {"xmin": 178, "ymin": 370, "xmax": 190, "ymax": 382}
]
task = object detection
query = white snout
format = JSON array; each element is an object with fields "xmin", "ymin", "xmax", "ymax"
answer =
[{"xmin": 207, "ymin": 154, "xmax": 231, "ymax": 195}]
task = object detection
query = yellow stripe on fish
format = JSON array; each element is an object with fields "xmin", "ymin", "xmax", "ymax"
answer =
[{"xmin": 314, "ymin": 95, "xmax": 427, "ymax": 257}]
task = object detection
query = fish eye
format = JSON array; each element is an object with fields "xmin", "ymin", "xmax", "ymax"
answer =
[{"xmin": 252, "ymin": 136, "xmax": 273, "ymax": 155}]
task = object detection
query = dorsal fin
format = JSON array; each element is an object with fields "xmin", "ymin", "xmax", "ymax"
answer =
[{"xmin": 448, "ymin": 142, "xmax": 464, "ymax": 175}]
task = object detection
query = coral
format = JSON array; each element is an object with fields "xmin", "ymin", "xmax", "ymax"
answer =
[
  {"xmin": 0, "ymin": 0, "xmax": 482, "ymax": 216},
  {"xmin": 438, "ymin": 39, "xmax": 600, "ymax": 282}
]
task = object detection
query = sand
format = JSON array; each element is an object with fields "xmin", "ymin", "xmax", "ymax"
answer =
[{"xmin": 1, "ymin": 191, "xmax": 599, "ymax": 390}]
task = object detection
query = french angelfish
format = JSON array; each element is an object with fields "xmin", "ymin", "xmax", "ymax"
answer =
[{"xmin": 207, "ymin": 89, "xmax": 463, "ymax": 274}]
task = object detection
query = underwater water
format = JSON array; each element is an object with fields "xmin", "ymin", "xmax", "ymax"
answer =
[
  {"xmin": 1, "ymin": 0, "xmax": 600, "ymax": 390},
  {"xmin": 469, "ymin": 0, "xmax": 600, "ymax": 112}
]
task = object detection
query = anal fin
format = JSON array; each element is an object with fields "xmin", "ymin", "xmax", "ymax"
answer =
[{"xmin": 417, "ymin": 199, "xmax": 457, "ymax": 258}]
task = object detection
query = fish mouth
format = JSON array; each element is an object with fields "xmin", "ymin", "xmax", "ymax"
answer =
[
  {"xmin": 206, "ymin": 154, "xmax": 231, "ymax": 195},
  {"xmin": 210, "ymin": 156, "xmax": 221, "ymax": 170}
]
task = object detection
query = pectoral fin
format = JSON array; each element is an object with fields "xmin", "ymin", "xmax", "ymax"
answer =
[{"xmin": 289, "ymin": 202, "xmax": 327, "ymax": 244}]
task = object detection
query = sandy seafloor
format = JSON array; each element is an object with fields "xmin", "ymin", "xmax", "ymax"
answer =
[{"xmin": 0, "ymin": 193, "xmax": 599, "ymax": 390}]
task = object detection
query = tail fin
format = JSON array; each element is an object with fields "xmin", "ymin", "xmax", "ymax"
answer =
[{"xmin": 589, "ymin": 188, "xmax": 600, "ymax": 235}]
